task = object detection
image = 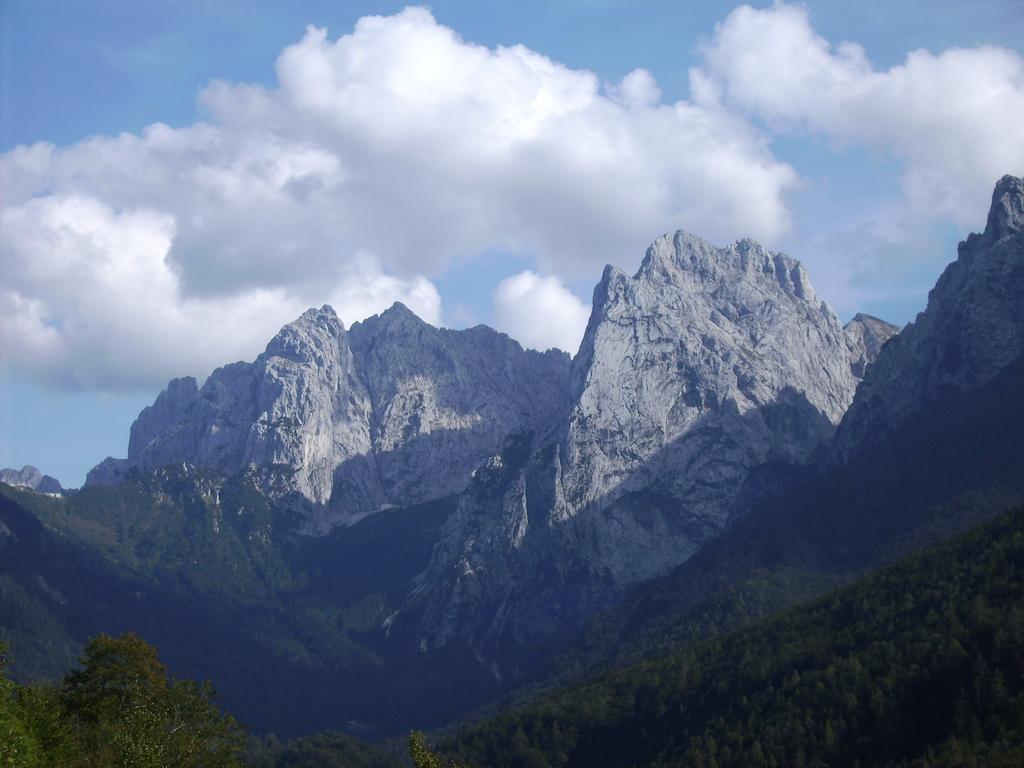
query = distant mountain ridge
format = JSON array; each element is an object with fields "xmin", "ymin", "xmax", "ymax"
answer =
[{"xmin": 0, "ymin": 465, "xmax": 62, "ymax": 495}]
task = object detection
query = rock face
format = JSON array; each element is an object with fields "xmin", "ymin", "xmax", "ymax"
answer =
[
  {"xmin": 407, "ymin": 232, "xmax": 862, "ymax": 659},
  {"xmin": 0, "ymin": 465, "xmax": 62, "ymax": 494},
  {"xmin": 836, "ymin": 175, "xmax": 1024, "ymax": 455},
  {"xmin": 844, "ymin": 313, "xmax": 900, "ymax": 379},
  {"xmin": 88, "ymin": 305, "xmax": 570, "ymax": 527},
  {"xmin": 561, "ymin": 233, "xmax": 856, "ymax": 521}
]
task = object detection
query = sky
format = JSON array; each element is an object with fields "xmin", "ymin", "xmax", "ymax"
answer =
[{"xmin": 1, "ymin": 0, "xmax": 1023, "ymax": 486}]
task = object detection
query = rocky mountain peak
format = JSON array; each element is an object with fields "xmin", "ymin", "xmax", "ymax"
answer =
[
  {"xmin": 983, "ymin": 174, "xmax": 1024, "ymax": 243},
  {"xmin": 352, "ymin": 301, "xmax": 427, "ymax": 337},
  {"xmin": 566, "ymin": 230, "xmax": 856, "ymax": 512},
  {"xmin": 264, "ymin": 304, "xmax": 346, "ymax": 361},
  {"xmin": 636, "ymin": 231, "xmax": 816, "ymax": 303},
  {"xmin": 412, "ymin": 231, "xmax": 865, "ymax": 660},
  {"xmin": 836, "ymin": 175, "xmax": 1024, "ymax": 454},
  {"xmin": 89, "ymin": 302, "xmax": 571, "ymax": 526}
]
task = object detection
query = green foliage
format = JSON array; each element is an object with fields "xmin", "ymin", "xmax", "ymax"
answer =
[
  {"xmin": 409, "ymin": 731, "xmax": 469, "ymax": 768},
  {"xmin": 0, "ymin": 644, "xmax": 41, "ymax": 768},
  {"xmin": 0, "ymin": 633, "xmax": 244, "ymax": 768},
  {"xmin": 409, "ymin": 731, "xmax": 445, "ymax": 768},
  {"xmin": 443, "ymin": 507, "xmax": 1024, "ymax": 767},
  {"xmin": 61, "ymin": 632, "xmax": 244, "ymax": 767}
]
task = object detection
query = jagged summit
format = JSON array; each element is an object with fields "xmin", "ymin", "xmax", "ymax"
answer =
[
  {"xmin": 983, "ymin": 174, "xmax": 1024, "ymax": 242},
  {"xmin": 264, "ymin": 303, "xmax": 346, "ymax": 362},
  {"xmin": 412, "ymin": 231, "xmax": 867, "ymax": 657},
  {"xmin": 354, "ymin": 301, "xmax": 424, "ymax": 330},
  {"xmin": 568, "ymin": 231, "xmax": 855, "ymax": 518},
  {"xmin": 636, "ymin": 231, "xmax": 816, "ymax": 302}
]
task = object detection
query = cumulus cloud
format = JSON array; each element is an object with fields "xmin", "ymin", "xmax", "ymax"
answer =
[
  {"xmin": 19, "ymin": 4, "xmax": 1017, "ymax": 386},
  {"xmin": 693, "ymin": 2, "xmax": 1024, "ymax": 221},
  {"xmin": 493, "ymin": 271, "xmax": 591, "ymax": 354},
  {"xmin": 1, "ymin": 6, "xmax": 798, "ymax": 390},
  {"xmin": 0, "ymin": 196, "xmax": 439, "ymax": 389}
]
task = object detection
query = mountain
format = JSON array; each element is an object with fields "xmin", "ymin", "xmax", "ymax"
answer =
[
  {"xmin": 404, "ymin": 233, "xmax": 862, "ymax": 665},
  {"xmin": 84, "ymin": 227, "xmax": 864, "ymax": 672},
  {"xmin": 87, "ymin": 305, "xmax": 571, "ymax": 530},
  {"xmin": 440, "ymin": 505, "xmax": 1024, "ymax": 768},
  {"xmin": 0, "ymin": 465, "xmax": 62, "ymax": 495}
]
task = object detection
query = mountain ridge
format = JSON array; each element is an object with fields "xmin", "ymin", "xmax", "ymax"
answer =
[{"xmin": 80, "ymin": 225, "xmax": 901, "ymax": 669}]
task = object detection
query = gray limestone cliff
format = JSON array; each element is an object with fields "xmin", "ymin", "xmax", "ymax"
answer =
[
  {"xmin": 561, "ymin": 233, "xmax": 856, "ymax": 521},
  {"xmin": 835, "ymin": 175, "xmax": 1024, "ymax": 455},
  {"xmin": 87, "ymin": 304, "xmax": 570, "ymax": 528}
]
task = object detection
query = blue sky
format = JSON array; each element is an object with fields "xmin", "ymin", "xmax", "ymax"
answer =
[{"xmin": 2, "ymin": 0, "xmax": 1023, "ymax": 486}]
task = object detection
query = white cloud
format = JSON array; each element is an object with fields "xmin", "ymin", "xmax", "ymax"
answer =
[
  {"xmin": 0, "ymin": 196, "xmax": 439, "ymax": 390},
  {"xmin": 0, "ymin": 7, "xmax": 799, "ymax": 390},
  {"xmin": 693, "ymin": 3, "xmax": 1024, "ymax": 222},
  {"xmin": 493, "ymin": 271, "xmax": 591, "ymax": 354}
]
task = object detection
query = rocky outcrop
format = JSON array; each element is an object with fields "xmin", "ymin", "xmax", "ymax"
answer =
[
  {"xmin": 0, "ymin": 465, "xmax": 62, "ymax": 494},
  {"xmin": 345, "ymin": 305, "xmax": 571, "ymax": 513},
  {"xmin": 560, "ymin": 233, "xmax": 856, "ymax": 523},
  {"xmin": 88, "ymin": 304, "xmax": 570, "ymax": 528},
  {"xmin": 844, "ymin": 313, "xmax": 900, "ymax": 379},
  {"xmin": 409, "ymin": 232, "xmax": 863, "ymax": 660},
  {"xmin": 836, "ymin": 175, "xmax": 1024, "ymax": 455}
]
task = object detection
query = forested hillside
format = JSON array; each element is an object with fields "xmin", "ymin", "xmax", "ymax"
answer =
[
  {"xmin": 0, "ymin": 476, "xmax": 497, "ymax": 736},
  {"xmin": 439, "ymin": 506, "xmax": 1024, "ymax": 767}
]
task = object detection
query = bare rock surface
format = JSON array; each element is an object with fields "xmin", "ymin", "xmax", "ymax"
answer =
[
  {"xmin": 836, "ymin": 175, "xmax": 1024, "ymax": 455},
  {"xmin": 88, "ymin": 304, "xmax": 570, "ymax": 529},
  {"xmin": 844, "ymin": 313, "xmax": 900, "ymax": 379}
]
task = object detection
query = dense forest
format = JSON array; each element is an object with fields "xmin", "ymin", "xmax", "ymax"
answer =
[
  {"xmin": 435, "ymin": 506, "xmax": 1024, "ymax": 767},
  {"xmin": 13, "ymin": 503, "xmax": 1011, "ymax": 767}
]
